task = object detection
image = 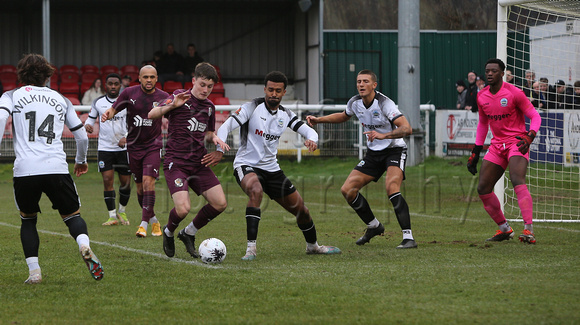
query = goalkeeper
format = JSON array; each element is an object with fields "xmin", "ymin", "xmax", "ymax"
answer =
[{"xmin": 467, "ymin": 58, "xmax": 541, "ymax": 244}]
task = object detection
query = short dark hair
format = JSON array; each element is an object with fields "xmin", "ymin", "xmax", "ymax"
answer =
[
  {"xmin": 17, "ymin": 53, "xmax": 55, "ymax": 87},
  {"xmin": 264, "ymin": 71, "xmax": 288, "ymax": 89},
  {"xmin": 358, "ymin": 69, "xmax": 377, "ymax": 82},
  {"xmin": 194, "ymin": 62, "xmax": 219, "ymax": 83},
  {"xmin": 485, "ymin": 58, "xmax": 506, "ymax": 71},
  {"xmin": 106, "ymin": 73, "xmax": 122, "ymax": 83},
  {"xmin": 574, "ymin": 80, "xmax": 580, "ymax": 88}
]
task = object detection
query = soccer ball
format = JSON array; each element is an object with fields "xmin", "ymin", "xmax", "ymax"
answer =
[{"xmin": 198, "ymin": 238, "xmax": 227, "ymax": 264}]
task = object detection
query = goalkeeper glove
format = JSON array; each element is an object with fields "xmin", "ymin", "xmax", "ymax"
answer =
[
  {"xmin": 515, "ymin": 130, "xmax": 536, "ymax": 154},
  {"xmin": 467, "ymin": 145, "xmax": 483, "ymax": 175}
]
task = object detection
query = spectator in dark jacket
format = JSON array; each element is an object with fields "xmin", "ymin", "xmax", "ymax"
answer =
[
  {"xmin": 465, "ymin": 71, "xmax": 478, "ymax": 112},
  {"xmin": 157, "ymin": 43, "xmax": 185, "ymax": 84}
]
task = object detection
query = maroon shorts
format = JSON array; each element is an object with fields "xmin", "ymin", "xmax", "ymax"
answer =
[
  {"xmin": 164, "ymin": 163, "xmax": 221, "ymax": 196},
  {"xmin": 128, "ymin": 148, "xmax": 162, "ymax": 183}
]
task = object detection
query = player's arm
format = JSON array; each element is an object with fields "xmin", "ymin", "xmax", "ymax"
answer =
[
  {"xmin": 64, "ymin": 98, "xmax": 89, "ymax": 176},
  {"xmin": 289, "ymin": 115, "xmax": 318, "ymax": 152},
  {"xmin": 0, "ymin": 107, "xmax": 9, "ymax": 147},
  {"xmin": 84, "ymin": 105, "xmax": 98, "ymax": 133},
  {"xmin": 201, "ymin": 131, "xmax": 231, "ymax": 167},
  {"xmin": 149, "ymin": 91, "xmax": 190, "ymax": 119},
  {"xmin": 364, "ymin": 115, "xmax": 412, "ymax": 142},
  {"xmin": 466, "ymin": 108, "xmax": 489, "ymax": 175},
  {"xmin": 515, "ymin": 101, "xmax": 542, "ymax": 154},
  {"xmin": 306, "ymin": 111, "xmax": 351, "ymax": 127}
]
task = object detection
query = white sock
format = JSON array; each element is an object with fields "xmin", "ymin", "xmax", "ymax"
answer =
[
  {"xmin": 184, "ymin": 222, "xmax": 198, "ymax": 236},
  {"xmin": 149, "ymin": 216, "xmax": 159, "ymax": 224},
  {"xmin": 402, "ymin": 229, "xmax": 413, "ymax": 240},
  {"xmin": 368, "ymin": 218, "xmax": 380, "ymax": 228},
  {"xmin": 76, "ymin": 234, "xmax": 90, "ymax": 249},
  {"xmin": 306, "ymin": 241, "xmax": 319, "ymax": 251},
  {"xmin": 246, "ymin": 241, "xmax": 257, "ymax": 254},
  {"xmin": 140, "ymin": 221, "xmax": 148, "ymax": 229},
  {"xmin": 499, "ymin": 222, "xmax": 511, "ymax": 233},
  {"xmin": 26, "ymin": 257, "xmax": 40, "ymax": 272},
  {"xmin": 524, "ymin": 224, "xmax": 534, "ymax": 233},
  {"xmin": 108, "ymin": 210, "xmax": 117, "ymax": 218},
  {"xmin": 118, "ymin": 205, "xmax": 126, "ymax": 214},
  {"xmin": 164, "ymin": 227, "xmax": 174, "ymax": 237}
]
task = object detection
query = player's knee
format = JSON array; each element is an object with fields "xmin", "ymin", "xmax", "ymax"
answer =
[
  {"xmin": 340, "ymin": 185, "xmax": 357, "ymax": 202},
  {"xmin": 175, "ymin": 203, "xmax": 191, "ymax": 217},
  {"xmin": 212, "ymin": 200, "xmax": 227, "ymax": 213}
]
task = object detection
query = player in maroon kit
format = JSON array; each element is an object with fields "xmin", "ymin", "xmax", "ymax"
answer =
[
  {"xmin": 148, "ymin": 62, "xmax": 230, "ymax": 258},
  {"xmin": 102, "ymin": 65, "xmax": 168, "ymax": 237}
]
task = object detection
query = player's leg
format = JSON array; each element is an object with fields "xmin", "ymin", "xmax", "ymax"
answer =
[
  {"xmin": 385, "ymin": 166, "xmax": 416, "ymax": 249},
  {"xmin": 101, "ymin": 169, "xmax": 119, "ymax": 226},
  {"xmin": 272, "ymin": 173, "xmax": 341, "ymax": 255},
  {"xmin": 235, "ymin": 167, "xmax": 264, "ymax": 260},
  {"xmin": 162, "ymin": 191, "xmax": 189, "ymax": 257},
  {"xmin": 478, "ymin": 156, "xmax": 514, "ymax": 241},
  {"xmin": 45, "ymin": 174, "xmax": 103, "ymax": 281},
  {"xmin": 14, "ymin": 176, "xmax": 43, "ymax": 284},
  {"xmin": 141, "ymin": 150, "xmax": 162, "ymax": 236},
  {"xmin": 342, "ymin": 169, "xmax": 384, "ymax": 245},
  {"xmin": 116, "ymin": 153, "xmax": 132, "ymax": 225},
  {"xmin": 508, "ymin": 154, "xmax": 536, "ymax": 244}
]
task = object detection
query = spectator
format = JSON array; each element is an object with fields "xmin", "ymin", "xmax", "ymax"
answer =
[
  {"xmin": 81, "ymin": 78, "xmax": 104, "ymax": 105},
  {"xmin": 465, "ymin": 71, "xmax": 478, "ymax": 112},
  {"xmin": 183, "ymin": 43, "xmax": 205, "ymax": 77},
  {"xmin": 505, "ymin": 69, "xmax": 515, "ymax": 84},
  {"xmin": 476, "ymin": 76, "xmax": 486, "ymax": 91},
  {"xmin": 548, "ymin": 79, "xmax": 572, "ymax": 109},
  {"xmin": 157, "ymin": 43, "xmax": 185, "ymax": 84},
  {"xmin": 522, "ymin": 69, "xmax": 535, "ymax": 97},
  {"xmin": 455, "ymin": 79, "xmax": 467, "ymax": 110},
  {"xmin": 120, "ymin": 75, "xmax": 132, "ymax": 93},
  {"xmin": 529, "ymin": 81, "xmax": 546, "ymax": 110},
  {"xmin": 571, "ymin": 80, "xmax": 580, "ymax": 109}
]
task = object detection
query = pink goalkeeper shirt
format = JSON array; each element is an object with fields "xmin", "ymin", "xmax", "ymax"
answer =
[{"xmin": 475, "ymin": 82, "xmax": 541, "ymax": 146}]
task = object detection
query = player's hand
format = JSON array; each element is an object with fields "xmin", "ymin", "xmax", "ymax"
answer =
[
  {"xmin": 118, "ymin": 137, "xmax": 127, "ymax": 148},
  {"xmin": 467, "ymin": 145, "xmax": 483, "ymax": 175},
  {"xmin": 515, "ymin": 130, "xmax": 536, "ymax": 154},
  {"xmin": 306, "ymin": 115, "xmax": 319, "ymax": 127},
  {"xmin": 101, "ymin": 108, "xmax": 115, "ymax": 122},
  {"xmin": 363, "ymin": 130, "xmax": 385, "ymax": 142},
  {"xmin": 74, "ymin": 163, "xmax": 88, "ymax": 177},
  {"xmin": 211, "ymin": 135, "xmax": 230, "ymax": 152},
  {"xmin": 171, "ymin": 91, "xmax": 191, "ymax": 108},
  {"xmin": 304, "ymin": 139, "xmax": 317, "ymax": 152},
  {"xmin": 201, "ymin": 151, "xmax": 224, "ymax": 167},
  {"xmin": 84, "ymin": 124, "xmax": 93, "ymax": 134}
]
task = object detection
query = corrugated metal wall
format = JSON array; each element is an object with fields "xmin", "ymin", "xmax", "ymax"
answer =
[
  {"xmin": 1, "ymin": 2, "xmax": 296, "ymax": 82},
  {"xmin": 324, "ymin": 30, "xmax": 497, "ymax": 109}
]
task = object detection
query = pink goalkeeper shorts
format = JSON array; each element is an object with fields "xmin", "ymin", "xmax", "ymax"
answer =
[{"xmin": 483, "ymin": 142, "xmax": 529, "ymax": 169}]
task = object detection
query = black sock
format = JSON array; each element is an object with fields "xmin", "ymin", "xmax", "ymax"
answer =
[
  {"xmin": 20, "ymin": 215, "xmax": 39, "ymax": 258},
  {"xmin": 246, "ymin": 207, "xmax": 261, "ymax": 241},
  {"xmin": 63, "ymin": 213, "xmax": 88, "ymax": 239},
  {"xmin": 389, "ymin": 192, "xmax": 411, "ymax": 230},
  {"xmin": 104, "ymin": 190, "xmax": 116, "ymax": 211},
  {"xmin": 298, "ymin": 220, "xmax": 317, "ymax": 244},
  {"xmin": 119, "ymin": 186, "xmax": 131, "ymax": 207},
  {"xmin": 349, "ymin": 192, "xmax": 376, "ymax": 224}
]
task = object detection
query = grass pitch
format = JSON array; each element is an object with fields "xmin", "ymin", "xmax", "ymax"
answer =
[{"xmin": 0, "ymin": 157, "xmax": 578, "ymax": 324}]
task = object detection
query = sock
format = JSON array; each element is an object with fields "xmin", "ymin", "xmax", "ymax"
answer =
[
  {"xmin": 108, "ymin": 209, "xmax": 117, "ymax": 218},
  {"xmin": 164, "ymin": 227, "xmax": 174, "ymax": 237},
  {"xmin": 137, "ymin": 193, "xmax": 143, "ymax": 208},
  {"xmin": 118, "ymin": 204, "xmax": 126, "ymax": 214},
  {"xmin": 298, "ymin": 220, "xmax": 317, "ymax": 244},
  {"xmin": 140, "ymin": 221, "xmax": 148, "ymax": 229},
  {"xmin": 246, "ymin": 207, "xmax": 261, "ymax": 242},
  {"xmin": 514, "ymin": 184, "xmax": 534, "ymax": 225},
  {"xmin": 349, "ymin": 192, "xmax": 376, "ymax": 225},
  {"xmin": 402, "ymin": 229, "xmax": 414, "ymax": 240},
  {"xmin": 368, "ymin": 218, "xmax": 380, "ymax": 228},
  {"xmin": 20, "ymin": 215, "xmax": 39, "ymax": 258},
  {"xmin": 150, "ymin": 216, "xmax": 159, "ymax": 224},
  {"xmin": 119, "ymin": 187, "xmax": 131, "ymax": 207},
  {"xmin": 76, "ymin": 233, "xmax": 90, "ymax": 249},
  {"xmin": 389, "ymin": 192, "xmax": 411, "ymax": 230},
  {"xmin": 26, "ymin": 256, "xmax": 40, "ymax": 272},
  {"xmin": 63, "ymin": 213, "xmax": 88, "ymax": 239},
  {"xmin": 184, "ymin": 222, "xmax": 198, "ymax": 236},
  {"xmin": 104, "ymin": 190, "xmax": 116, "ymax": 211},
  {"xmin": 499, "ymin": 221, "xmax": 511, "ymax": 233},
  {"xmin": 246, "ymin": 241, "xmax": 257, "ymax": 254},
  {"xmin": 142, "ymin": 191, "xmax": 155, "ymax": 222},
  {"xmin": 167, "ymin": 208, "xmax": 182, "ymax": 233},
  {"xmin": 192, "ymin": 204, "xmax": 222, "ymax": 231},
  {"xmin": 306, "ymin": 241, "xmax": 320, "ymax": 250},
  {"xmin": 525, "ymin": 224, "xmax": 534, "ymax": 233},
  {"xmin": 479, "ymin": 192, "xmax": 507, "ymax": 226}
]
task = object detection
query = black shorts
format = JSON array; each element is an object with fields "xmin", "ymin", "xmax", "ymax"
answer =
[
  {"xmin": 234, "ymin": 165, "xmax": 296, "ymax": 200},
  {"xmin": 97, "ymin": 150, "xmax": 131, "ymax": 174},
  {"xmin": 13, "ymin": 174, "xmax": 80, "ymax": 215},
  {"xmin": 354, "ymin": 147, "xmax": 407, "ymax": 182}
]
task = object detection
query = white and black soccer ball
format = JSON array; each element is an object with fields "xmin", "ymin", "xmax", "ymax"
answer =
[{"xmin": 198, "ymin": 238, "xmax": 227, "ymax": 264}]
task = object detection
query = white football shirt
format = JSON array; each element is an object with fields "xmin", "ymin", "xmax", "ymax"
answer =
[
  {"xmin": 0, "ymin": 86, "xmax": 85, "ymax": 176},
  {"xmin": 85, "ymin": 95, "xmax": 127, "ymax": 152},
  {"xmin": 345, "ymin": 91, "xmax": 407, "ymax": 151},
  {"xmin": 218, "ymin": 98, "xmax": 317, "ymax": 172}
]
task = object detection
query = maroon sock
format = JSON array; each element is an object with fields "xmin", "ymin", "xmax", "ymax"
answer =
[
  {"xmin": 166, "ymin": 208, "xmax": 182, "ymax": 233},
  {"xmin": 142, "ymin": 191, "xmax": 155, "ymax": 222},
  {"xmin": 192, "ymin": 204, "xmax": 221, "ymax": 230}
]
